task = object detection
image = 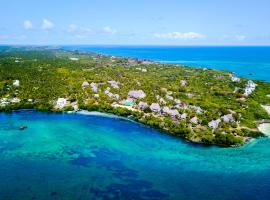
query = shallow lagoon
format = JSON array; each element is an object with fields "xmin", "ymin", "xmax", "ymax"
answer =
[{"xmin": 0, "ymin": 111, "xmax": 270, "ymax": 200}]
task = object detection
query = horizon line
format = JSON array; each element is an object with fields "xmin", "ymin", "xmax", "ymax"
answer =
[{"xmin": 1, "ymin": 44, "xmax": 270, "ymax": 47}]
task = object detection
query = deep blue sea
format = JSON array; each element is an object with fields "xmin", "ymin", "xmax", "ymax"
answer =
[
  {"xmin": 1, "ymin": 111, "xmax": 270, "ymax": 200},
  {"xmin": 63, "ymin": 46, "xmax": 270, "ymax": 82}
]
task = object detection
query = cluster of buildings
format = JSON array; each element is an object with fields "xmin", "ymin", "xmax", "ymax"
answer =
[
  {"xmin": 0, "ymin": 80, "xmax": 21, "ymax": 107},
  {"xmin": 0, "ymin": 97, "xmax": 21, "ymax": 107},
  {"xmin": 0, "ymin": 75, "xmax": 241, "ymax": 133},
  {"xmin": 77, "ymin": 79, "xmax": 238, "ymax": 131},
  {"xmin": 54, "ymin": 98, "xmax": 78, "ymax": 111},
  {"xmin": 244, "ymin": 80, "xmax": 257, "ymax": 96}
]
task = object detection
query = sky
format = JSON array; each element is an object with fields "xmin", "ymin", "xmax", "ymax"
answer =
[{"xmin": 0, "ymin": 0, "xmax": 270, "ymax": 46}]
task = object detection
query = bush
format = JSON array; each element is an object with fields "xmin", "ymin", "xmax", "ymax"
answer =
[{"xmin": 215, "ymin": 132, "xmax": 243, "ymax": 146}]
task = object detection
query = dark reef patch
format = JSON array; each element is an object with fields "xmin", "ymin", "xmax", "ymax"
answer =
[{"xmin": 69, "ymin": 147, "xmax": 169, "ymax": 199}]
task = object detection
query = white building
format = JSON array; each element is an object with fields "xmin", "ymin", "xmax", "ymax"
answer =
[
  {"xmin": 208, "ymin": 119, "xmax": 221, "ymax": 129},
  {"xmin": 180, "ymin": 80, "xmax": 187, "ymax": 87},
  {"xmin": 56, "ymin": 98, "xmax": 68, "ymax": 109},
  {"xmin": 150, "ymin": 103, "xmax": 161, "ymax": 113},
  {"xmin": 190, "ymin": 117, "xmax": 198, "ymax": 125},
  {"xmin": 108, "ymin": 80, "xmax": 120, "ymax": 89},
  {"xmin": 69, "ymin": 57, "xmax": 79, "ymax": 61},
  {"xmin": 221, "ymin": 114, "xmax": 235, "ymax": 123},
  {"xmin": 244, "ymin": 80, "xmax": 257, "ymax": 96},
  {"xmin": 128, "ymin": 90, "xmax": 146, "ymax": 99},
  {"xmin": 81, "ymin": 81, "xmax": 90, "ymax": 88},
  {"xmin": 13, "ymin": 80, "xmax": 20, "ymax": 87},
  {"xmin": 90, "ymin": 82, "xmax": 99, "ymax": 92},
  {"xmin": 230, "ymin": 74, "xmax": 240, "ymax": 82},
  {"xmin": 138, "ymin": 101, "xmax": 148, "ymax": 110}
]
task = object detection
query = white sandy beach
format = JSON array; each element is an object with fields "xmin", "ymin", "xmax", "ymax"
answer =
[
  {"xmin": 76, "ymin": 110, "xmax": 138, "ymax": 122},
  {"xmin": 76, "ymin": 110, "xmax": 121, "ymax": 118},
  {"xmin": 258, "ymin": 123, "xmax": 270, "ymax": 136},
  {"xmin": 262, "ymin": 105, "xmax": 270, "ymax": 115}
]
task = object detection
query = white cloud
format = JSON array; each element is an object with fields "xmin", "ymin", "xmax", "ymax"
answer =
[
  {"xmin": 68, "ymin": 24, "xmax": 78, "ymax": 32},
  {"xmin": 68, "ymin": 24, "xmax": 94, "ymax": 34},
  {"xmin": 103, "ymin": 26, "xmax": 117, "ymax": 35},
  {"xmin": 235, "ymin": 35, "xmax": 246, "ymax": 41},
  {"xmin": 23, "ymin": 20, "xmax": 33, "ymax": 30},
  {"xmin": 68, "ymin": 24, "xmax": 94, "ymax": 39},
  {"xmin": 42, "ymin": 19, "xmax": 54, "ymax": 30},
  {"xmin": 154, "ymin": 32, "xmax": 205, "ymax": 39}
]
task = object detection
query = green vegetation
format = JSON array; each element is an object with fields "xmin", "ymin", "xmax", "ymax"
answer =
[{"xmin": 0, "ymin": 46, "xmax": 270, "ymax": 147}]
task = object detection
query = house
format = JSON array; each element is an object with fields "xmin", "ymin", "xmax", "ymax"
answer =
[
  {"xmin": 81, "ymin": 81, "xmax": 90, "ymax": 88},
  {"xmin": 180, "ymin": 80, "xmax": 187, "ymax": 87},
  {"xmin": 174, "ymin": 99, "xmax": 187, "ymax": 108},
  {"xmin": 170, "ymin": 109, "xmax": 180, "ymax": 118},
  {"xmin": 221, "ymin": 114, "xmax": 235, "ymax": 123},
  {"xmin": 105, "ymin": 88, "xmax": 120, "ymax": 100},
  {"xmin": 163, "ymin": 106, "xmax": 170, "ymax": 114},
  {"xmin": 208, "ymin": 119, "xmax": 221, "ymax": 129},
  {"xmin": 93, "ymin": 94, "xmax": 99, "ymax": 98},
  {"xmin": 127, "ymin": 58, "xmax": 139, "ymax": 66},
  {"xmin": 190, "ymin": 117, "xmax": 198, "ymax": 125},
  {"xmin": 138, "ymin": 101, "xmax": 148, "ymax": 110},
  {"xmin": 128, "ymin": 90, "xmax": 146, "ymax": 99},
  {"xmin": 90, "ymin": 82, "xmax": 98, "ymax": 92},
  {"xmin": 71, "ymin": 101, "xmax": 79, "ymax": 111},
  {"xmin": 163, "ymin": 107, "xmax": 180, "ymax": 118},
  {"xmin": 13, "ymin": 80, "xmax": 20, "ymax": 87},
  {"xmin": 189, "ymin": 105, "xmax": 203, "ymax": 114},
  {"xmin": 0, "ymin": 98, "xmax": 10, "ymax": 107},
  {"xmin": 104, "ymin": 87, "xmax": 114, "ymax": 98},
  {"xmin": 244, "ymin": 80, "xmax": 257, "ymax": 96},
  {"xmin": 150, "ymin": 103, "xmax": 161, "ymax": 113},
  {"xmin": 166, "ymin": 94, "xmax": 174, "ymax": 101},
  {"xmin": 56, "ymin": 98, "xmax": 68, "ymax": 109},
  {"xmin": 108, "ymin": 80, "xmax": 120, "ymax": 89},
  {"xmin": 0, "ymin": 102, "xmax": 9, "ymax": 106},
  {"xmin": 114, "ymin": 94, "xmax": 120, "ymax": 100},
  {"xmin": 69, "ymin": 57, "xmax": 79, "ymax": 61},
  {"xmin": 181, "ymin": 113, "xmax": 187, "ymax": 120},
  {"xmin": 230, "ymin": 75, "xmax": 240, "ymax": 82},
  {"xmin": 141, "ymin": 60, "xmax": 152, "ymax": 65},
  {"xmin": 159, "ymin": 97, "xmax": 167, "ymax": 104},
  {"xmin": 11, "ymin": 98, "xmax": 21, "ymax": 103}
]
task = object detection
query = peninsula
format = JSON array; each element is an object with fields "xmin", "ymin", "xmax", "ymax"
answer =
[{"xmin": 1, "ymin": 46, "xmax": 270, "ymax": 147}]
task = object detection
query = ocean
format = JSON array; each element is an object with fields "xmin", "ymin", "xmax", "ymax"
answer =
[
  {"xmin": 1, "ymin": 110, "xmax": 270, "ymax": 200},
  {"xmin": 63, "ymin": 46, "xmax": 270, "ymax": 82},
  {"xmin": 1, "ymin": 46, "xmax": 269, "ymax": 199}
]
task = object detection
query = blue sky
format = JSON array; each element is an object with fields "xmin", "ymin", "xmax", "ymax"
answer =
[{"xmin": 0, "ymin": 0, "xmax": 270, "ymax": 45}]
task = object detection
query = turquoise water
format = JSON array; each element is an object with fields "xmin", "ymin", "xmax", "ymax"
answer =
[
  {"xmin": 122, "ymin": 99, "xmax": 135, "ymax": 105},
  {"xmin": 63, "ymin": 46, "xmax": 270, "ymax": 82},
  {"xmin": 1, "ymin": 110, "xmax": 270, "ymax": 199}
]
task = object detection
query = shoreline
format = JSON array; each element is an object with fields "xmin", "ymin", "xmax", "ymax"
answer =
[
  {"xmin": 62, "ymin": 46, "xmax": 270, "ymax": 83},
  {"xmin": 3, "ymin": 109, "xmax": 264, "ymax": 148},
  {"xmin": 75, "ymin": 110, "xmax": 136, "ymax": 122},
  {"xmin": 1, "ymin": 46, "xmax": 269, "ymax": 148},
  {"xmin": 258, "ymin": 122, "xmax": 270, "ymax": 136}
]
